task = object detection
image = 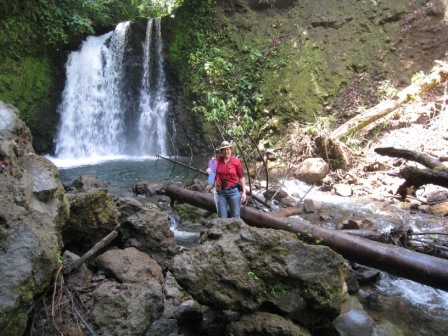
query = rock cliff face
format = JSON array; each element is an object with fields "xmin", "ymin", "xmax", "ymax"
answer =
[
  {"xmin": 0, "ymin": 101, "xmax": 69, "ymax": 335},
  {"xmin": 162, "ymin": 0, "xmax": 448, "ymax": 148}
]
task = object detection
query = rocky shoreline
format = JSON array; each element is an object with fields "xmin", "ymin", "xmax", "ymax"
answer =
[{"xmin": 2, "ymin": 101, "xmax": 448, "ymax": 335}]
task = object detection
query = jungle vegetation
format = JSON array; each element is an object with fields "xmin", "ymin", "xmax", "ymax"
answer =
[{"xmin": 0, "ymin": 0, "xmax": 184, "ymax": 151}]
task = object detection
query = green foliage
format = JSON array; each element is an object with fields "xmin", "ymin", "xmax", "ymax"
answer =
[
  {"xmin": 194, "ymin": 93, "xmax": 260, "ymax": 140},
  {"xmin": 304, "ymin": 115, "xmax": 333, "ymax": 136},
  {"xmin": 0, "ymin": 0, "xmax": 180, "ymax": 62},
  {"xmin": 0, "ymin": 57, "xmax": 52, "ymax": 124},
  {"xmin": 376, "ymin": 80, "xmax": 398, "ymax": 99},
  {"xmin": 297, "ymin": 231, "xmax": 324, "ymax": 245},
  {"xmin": 137, "ymin": 0, "xmax": 184, "ymax": 17},
  {"xmin": 411, "ymin": 71, "xmax": 425, "ymax": 83},
  {"xmin": 167, "ymin": 0, "xmax": 282, "ymax": 186},
  {"xmin": 167, "ymin": 0, "xmax": 267, "ymax": 144}
]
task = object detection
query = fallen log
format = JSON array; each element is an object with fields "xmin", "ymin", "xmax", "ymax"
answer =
[
  {"xmin": 374, "ymin": 147, "xmax": 448, "ymax": 199},
  {"xmin": 166, "ymin": 183, "xmax": 448, "ymax": 291},
  {"xmin": 342, "ymin": 229, "xmax": 448, "ymax": 259},
  {"xmin": 374, "ymin": 147, "xmax": 448, "ymax": 170},
  {"xmin": 331, "ymin": 60, "xmax": 448, "ymax": 140},
  {"xmin": 62, "ymin": 226, "xmax": 119, "ymax": 275}
]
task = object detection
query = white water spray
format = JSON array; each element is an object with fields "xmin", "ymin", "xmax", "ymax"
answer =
[{"xmin": 55, "ymin": 19, "xmax": 169, "ymax": 159}]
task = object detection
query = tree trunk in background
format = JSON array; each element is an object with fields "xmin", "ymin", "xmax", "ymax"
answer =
[
  {"xmin": 331, "ymin": 62, "xmax": 448, "ymax": 140},
  {"xmin": 165, "ymin": 184, "xmax": 448, "ymax": 292},
  {"xmin": 375, "ymin": 147, "xmax": 448, "ymax": 199}
]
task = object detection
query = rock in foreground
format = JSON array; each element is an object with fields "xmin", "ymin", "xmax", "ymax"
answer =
[
  {"xmin": 0, "ymin": 102, "xmax": 69, "ymax": 335},
  {"xmin": 171, "ymin": 218, "xmax": 346, "ymax": 327}
]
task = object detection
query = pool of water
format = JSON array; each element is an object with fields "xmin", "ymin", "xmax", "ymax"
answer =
[{"xmin": 48, "ymin": 155, "xmax": 208, "ymax": 188}]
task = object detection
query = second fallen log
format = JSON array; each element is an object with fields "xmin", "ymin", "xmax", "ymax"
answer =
[{"xmin": 374, "ymin": 147, "xmax": 448, "ymax": 199}]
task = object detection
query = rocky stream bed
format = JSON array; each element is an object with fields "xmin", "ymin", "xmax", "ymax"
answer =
[{"xmin": 1, "ymin": 94, "xmax": 448, "ymax": 336}]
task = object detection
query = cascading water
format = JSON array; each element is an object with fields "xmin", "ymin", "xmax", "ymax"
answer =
[
  {"xmin": 137, "ymin": 18, "xmax": 168, "ymax": 156},
  {"xmin": 54, "ymin": 19, "xmax": 169, "ymax": 160}
]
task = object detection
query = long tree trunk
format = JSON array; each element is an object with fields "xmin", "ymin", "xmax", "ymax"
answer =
[
  {"xmin": 330, "ymin": 62, "xmax": 448, "ymax": 140},
  {"xmin": 165, "ymin": 184, "xmax": 448, "ymax": 292}
]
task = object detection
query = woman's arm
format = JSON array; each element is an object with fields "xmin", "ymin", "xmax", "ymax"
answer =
[{"xmin": 239, "ymin": 176, "xmax": 246, "ymax": 202}]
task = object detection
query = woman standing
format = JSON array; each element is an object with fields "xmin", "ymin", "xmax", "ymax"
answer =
[{"xmin": 207, "ymin": 141, "xmax": 246, "ymax": 218}]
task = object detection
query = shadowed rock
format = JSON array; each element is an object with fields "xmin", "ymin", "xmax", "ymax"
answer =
[
  {"xmin": 171, "ymin": 218, "xmax": 346, "ymax": 327},
  {"xmin": 0, "ymin": 102, "xmax": 69, "ymax": 335}
]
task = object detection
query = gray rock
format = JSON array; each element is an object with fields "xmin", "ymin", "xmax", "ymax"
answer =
[
  {"xmin": 72, "ymin": 174, "xmax": 110, "ymax": 191},
  {"xmin": 280, "ymin": 195, "xmax": 297, "ymax": 207},
  {"xmin": 133, "ymin": 180, "xmax": 150, "ymax": 195},
  {"xmin": 409, "ymin": 200, "xmax": 421, "ymax": 209},
  {"xmin": 303, "ymin": 198, "xmax": 322, "ymax": 213},
  {"xmin": 333, "ymin": 309, "xmax": 375, "ymax": 336},
  {"xmin": 0, "ymin": 102, "xmax": 69, "ymax": 335},
  {"xmin": 418, "ymin": 204, "xmax": 430, "ymax": 213},
  {"xmin": 63, "ymin": 189, "xmax": 119, "ymax": 251},
  {"xmin": 145, "ymin": 318, "xmax": 179, "ymax": 336},
  {"xmin": 225, "ymin": 312, "xmax": 311, "ymax": 336},
  {"xmin": 265, "ymin": 186, "xmax": 289, "ymax": 200},
  {"xmin": 171, "ymin": 218, "xmax": 346, "ymax": 327},
  {"xmin": 294, "ymin": 158, "xmax": 330, "ymax": 184},
  {"xmin": 90, "ymin": 280, "xmax": 164, "ymax": 336},
  {"xmin": 63, "ymin": 250, "xmax": 92, "ymax": 289},
  {"xmin": 94, "ymin": 247, "xmax": 163, "ymax": 284},
  {"xmin": 163, "ymin": 271, "xmax": 187, "ymax": 300},
  {"xmin": 116, "ymin": 197, "xmax": 177, "ymax": 269},
  {"xmin": 334, "ymin": 184, "xmax": 353, "ymax": 197}
]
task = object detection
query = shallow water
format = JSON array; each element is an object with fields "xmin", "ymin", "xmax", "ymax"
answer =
[
  {"xmin": 280, "ymin": 179, "xmax": 448, "ymax": 334},
  {"xmin": 50, "ymin": 155, "xmax": 206, "ymax": 187}
]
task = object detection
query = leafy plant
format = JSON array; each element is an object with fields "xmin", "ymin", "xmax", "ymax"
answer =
[
  {"xmin": 304, "ymin": 115, "xmax": 333, "ymax": 135},
  {"xmin": 376, "ymin": 80, "xmax": 398, "ymax": 99},
  {"xmin": 411, "ymin": 71, "xmax": 425, "ymax": 83}
]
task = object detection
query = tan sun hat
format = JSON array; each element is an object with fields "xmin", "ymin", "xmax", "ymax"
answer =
[{"xmin": 218, "ymin": 140, "xmax": 234, "ymax": 151}]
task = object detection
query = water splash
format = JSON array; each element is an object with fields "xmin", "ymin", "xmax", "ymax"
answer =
[{"xmin": 55, "ymin": 19, "xmax": 168, "ymax": 160}]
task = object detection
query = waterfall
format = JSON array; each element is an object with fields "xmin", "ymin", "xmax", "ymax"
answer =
[
  {"xmin": 137, "ymin": 18, "xmax": 168, "ymax": 156},
  {"xmin": 55, "ymin": 19, "xmax": 169, "ymax": 159}
]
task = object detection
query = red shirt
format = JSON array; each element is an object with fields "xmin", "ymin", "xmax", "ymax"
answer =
[{"xmin": 215, "ymin": 156, "xmax": 243, "ymax": 188}]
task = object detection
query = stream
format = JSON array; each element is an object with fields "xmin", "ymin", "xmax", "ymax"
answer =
[{"xmin": 53, "ymin": 158, "xmax": 448, "ymax": 335}]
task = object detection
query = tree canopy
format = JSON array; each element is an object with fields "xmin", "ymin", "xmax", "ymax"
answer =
[{"xmin": 0, "ymin": 0, "xmax": 184, "ymax": 60}]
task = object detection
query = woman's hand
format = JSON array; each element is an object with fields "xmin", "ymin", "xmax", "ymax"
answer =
[
  {"xmin": 205, "ymin": 168, "xmax": 211, "ymax": 174},
  {"xmin": 241, "ymin": 191, "xmax": 246, "ymax": 202}
]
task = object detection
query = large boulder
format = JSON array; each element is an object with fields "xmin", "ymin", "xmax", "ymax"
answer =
[
  {"xmin": 71, "ymin": 174, "xmax": 110, "ymax": 192},
  {"xmin": 116, "ymin": 197, "xmax": 178, "ymax": 269},
  {"xmin": 171, "ymin": 218, "xmax": 346, "ymax": 327},
  {"xmin": 332, "ymin": 295, "xmax": 376, "ymax": 336},
  {"xmin": 87, "ymin": 247, "xmax": 165, "ymax": 335},
  {"xmin": 0, "ymin": 102, "xmax": 69, "ymax": 335},
  {"xmin": 294, "ymin": 158, "xmax": 330, "ymax": 184},
  {"xmin": 63, "ymin": 188, "xmax": 119, "ymax": 253},
  {"xmin": 94, "ymin": 247, "xmax": 163, "ymax": 284},
  {"xmin": 225, "ymin": 312, "xmax": 311, "ymax": 336}
]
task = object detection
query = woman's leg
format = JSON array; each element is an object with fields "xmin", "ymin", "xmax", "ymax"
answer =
[
  {"xmin": 228, "ymin": 188, "xmax": 242, "ymax": 218},
  {"xmin": 217, "ymin": 191, "xmax": 228, "ymax": 218}
]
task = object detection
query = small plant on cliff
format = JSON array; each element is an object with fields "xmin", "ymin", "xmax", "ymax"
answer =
[{"xmin": 376, "ymin": 80, "xmax": 398, "ymax": 100}]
